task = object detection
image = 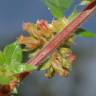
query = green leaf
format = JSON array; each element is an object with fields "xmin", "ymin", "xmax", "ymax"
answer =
[
  {"xmin": 79, "ymin": 32, "xmax": 96, "ymax": 38},
  {"xmin": 75, "ymin": 28, "xmax": 96, "ymax": 38},
  {"xmin": 0, "ymin": 76, "xmax": 11, "ymax": 85},
  {"xmin": 43, "ymin": 0, "xmax": 72, "ymax": 19},
  {"xmin": 75, "ymin": 28, "xmax": 85, "ymax": 34},
  {"xmin": 3, "ymin": 42, "xmax": 22, "ymax": 64},
  {"xmin": 0, "ymin": 42, "xmax": 38, "ymax": 85},
  {"xmin": 68, "ymin": 10, "xmax": 79, "ymax": 22},
  {"xmin": 0, "ymin": 51, "xmax": 5, "ymax": 64},
  {"xmin": 12, "ymin": 63, "xmax": 37, "ymax": 74},
  {"xmin": 6, "ymin": 61, "xmax": 37, "ymax": 74}
]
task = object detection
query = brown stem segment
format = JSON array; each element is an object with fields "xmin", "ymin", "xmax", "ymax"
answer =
[{"xmin": 27, "ymin": 0, "xmax": 96, "ymax": 66}]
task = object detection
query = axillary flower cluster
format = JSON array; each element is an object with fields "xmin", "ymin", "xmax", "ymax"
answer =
[{"xmin": 18, "ymin": 18, "xmax": 76, "ymax": 78}]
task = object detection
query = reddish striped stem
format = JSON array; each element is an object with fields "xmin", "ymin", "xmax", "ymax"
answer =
[{"xmin": 27, "ymin": 0, "xmax": 96, "ymax": 66}]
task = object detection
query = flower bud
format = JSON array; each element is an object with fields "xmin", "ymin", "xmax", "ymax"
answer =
[
  {"xmin": 45, "ymin": 67, "xmax": 54, "ymax": 78},
  {"xmin": 58, "ymin": 69, "xmax": 69, "ymax": 77}
]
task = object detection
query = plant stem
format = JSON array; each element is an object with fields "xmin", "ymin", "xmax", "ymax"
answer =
[
  {"xmin": 0, "ymin": 0, "xmax": 96, "ymax": 96},
  {"xmin": 27, "ymin": 0, "xmax": 96, "ymax": 66}
]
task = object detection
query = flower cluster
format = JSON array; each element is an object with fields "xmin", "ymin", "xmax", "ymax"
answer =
[{"xmin": 18, "ymin": 18, "xmax": 76, "ymax": 78}]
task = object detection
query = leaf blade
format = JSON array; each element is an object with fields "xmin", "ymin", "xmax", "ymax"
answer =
[
  {"xmin": 43, "ymin": 0, "xmax": 73, "ymax": 19},
  {"xmin": 0, "ymin": 51, "xmax": 5, "ymax": 64},
  {"xmin": 0, "ymin": 76, "xmax": 11, "ymax": 85},
  {"xmin": 79, "ymin": 32, "xmax": 96, "ymax": 38},
  {"xmin": 3, "ymin": 42, "xmax": 22, "ymax": 64},
  {"xmin": 68, "ymin": 10, "xmax": 79, "ymax": 22},
  {"xmin": 75, "ymin": 28, "xmax": 96, "ymax": 38}
]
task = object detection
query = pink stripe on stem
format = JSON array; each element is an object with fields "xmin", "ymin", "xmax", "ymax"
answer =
[{"xmin": 27, "ymin": 0, "xmax": 96, "ymax": 66}]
